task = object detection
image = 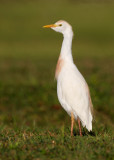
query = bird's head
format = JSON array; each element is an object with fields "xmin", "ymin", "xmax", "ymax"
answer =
[{"xmin": 43, "ymin": 20, "xmax": 73, "ymax": 36}]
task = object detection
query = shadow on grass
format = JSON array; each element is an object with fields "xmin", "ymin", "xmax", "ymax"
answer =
[{"xmin": 73, "ymin": 129, "xmax": 96, "ymax": 137}]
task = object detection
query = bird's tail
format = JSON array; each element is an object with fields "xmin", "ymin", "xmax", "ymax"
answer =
[{"xmin": 86, "ymin": 111, "xmax": 92, "ymax": 131}]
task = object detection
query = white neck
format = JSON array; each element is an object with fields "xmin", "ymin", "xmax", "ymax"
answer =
[{"xmin": 60, "ymin": 30, "xmax": 73, "ymax": 61}]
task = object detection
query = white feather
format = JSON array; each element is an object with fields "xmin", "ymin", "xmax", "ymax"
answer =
[
  {"xmin": 57, "ymin": 61, "xmax": 92, "ymax": 131},
  {"xmin": 45, "ymin": 20, "xmax": 93, "ymax": 132}
]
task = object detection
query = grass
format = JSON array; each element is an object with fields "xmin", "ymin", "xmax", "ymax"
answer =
[{"xmin": 0, "ymin": 0, "xmax": 114, "ymax": 159}]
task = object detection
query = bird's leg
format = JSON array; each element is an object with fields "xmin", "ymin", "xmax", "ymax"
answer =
[
  {"xmin": 78, "ymin": 118, "xmax": 82, "ymax": 136},
  {"xmin": 71, "ymin": 112, "xmax": 74, "ymax": 136}
]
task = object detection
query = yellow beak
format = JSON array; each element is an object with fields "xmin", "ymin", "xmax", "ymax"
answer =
[{"xmin": 43, "ymin": 24, "xmax": 57, "ymax": 28}]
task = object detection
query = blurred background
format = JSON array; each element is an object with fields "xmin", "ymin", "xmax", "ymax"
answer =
[{"xmin": 0, "ymin": 0, "xmax": 114, "ymax": 128}]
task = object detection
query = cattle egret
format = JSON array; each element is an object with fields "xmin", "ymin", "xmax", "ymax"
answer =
[{"xmin": 43, "ymin": 20, "xmax": 93, "ymax": 136}]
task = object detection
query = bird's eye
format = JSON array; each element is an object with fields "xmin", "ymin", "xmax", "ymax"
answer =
[{"xmin": 59, "ymin": 24, "xmax": 62, "ymax": 26}]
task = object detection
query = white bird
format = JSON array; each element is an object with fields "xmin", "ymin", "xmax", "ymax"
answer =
[{"xmin": 43, "ymin": 20, "xmax": 93, "ymax": 136}]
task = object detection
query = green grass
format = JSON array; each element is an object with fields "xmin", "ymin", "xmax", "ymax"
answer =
[{"xmin": 0, "ymin": 0, "xmax": 114, "ymax": 159}]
